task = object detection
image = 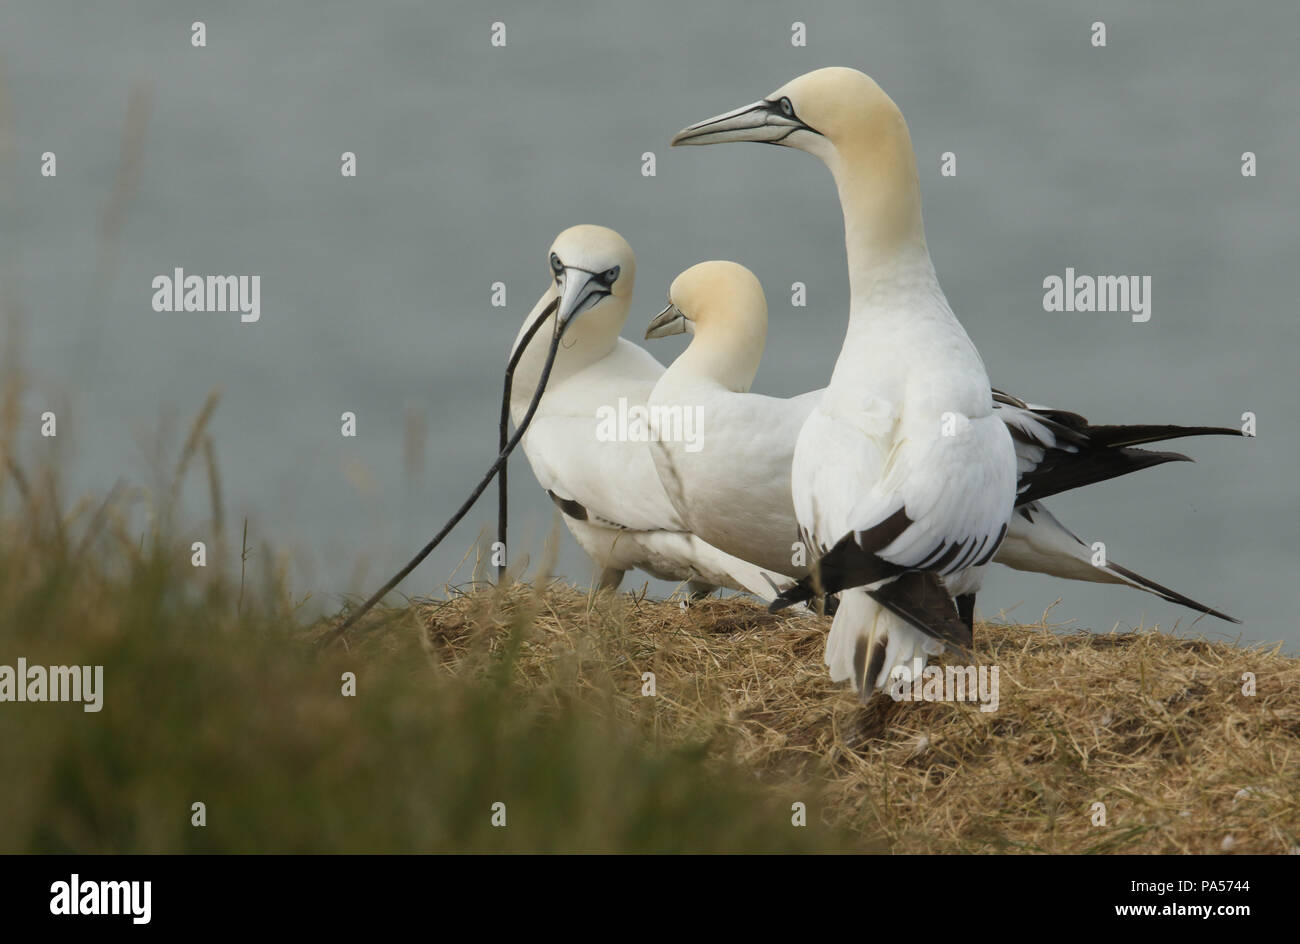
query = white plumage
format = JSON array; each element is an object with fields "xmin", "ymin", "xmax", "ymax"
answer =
[
  {"xmin": 508, "ymin": 224, "xmax": 781, "ymax": 600},
  {"xmin": 669, "ymin": 68, "xmax": 1242, "ymax": 696},
  {"xmin": 644, "ymin": 260, "xmax": 1238, "ymax": 662},
  {"xmin": 675, "ymin": 69, "xmax": 1017, "ymax": 694}
]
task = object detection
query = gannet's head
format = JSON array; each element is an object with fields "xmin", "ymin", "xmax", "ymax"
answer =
[
  {"xmin": 547, "ymin": 224, "xmax": 636, "ymax": 330},
  {"xmin": 673, "ymin": 69, "xmax": 925, "ymax": 260},
  {"xmin": 644, "ymin": 261, "xmax": 767, "ymax": 393},
  {"xmin": 671, "ymin": 67, "xmax": 901, "ymax": 165}
]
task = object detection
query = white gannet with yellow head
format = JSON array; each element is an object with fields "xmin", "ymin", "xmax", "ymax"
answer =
[
  {"xmin": 671, "ymin": 69, "xmax": 1245, "ymax": 694},
  {"xmin": 643, "ymin": 261, "xmax": 1238, "ymax": 692},
  {"xmin": 673, "ymin": 69, "xmax": 1019, "ymax": 693},
  {"xmin": 645, "ymin": 261, "xmax": 818, "ymax": 576},
  {"xmin": 508, "ymin": 224, "xmax": 782, "ymax": 598}
]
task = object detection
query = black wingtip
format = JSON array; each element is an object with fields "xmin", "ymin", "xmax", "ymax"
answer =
[
  {"xmin": 1106, "ymin": 561, "xmax": 1241, "ymax": 624},
  {"xmin": 1017, "ymin": 446, "xmax": 1192, "ymax": 506},
  {"xmin": 866, "ymin": 571, "xmax": 973, "ymax": 651},
  {"xmin": 769, "ymin": 577, "xmax": 814, "ymax": 613},
  {"xmin": 1085, "ymin": 424, "xmax": 1246, "ymax": 448}
]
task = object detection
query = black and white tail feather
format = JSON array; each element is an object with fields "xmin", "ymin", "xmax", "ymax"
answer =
[{"xmin": 993, "ymin": 390, "xmax": 1244, "ymax": 506}]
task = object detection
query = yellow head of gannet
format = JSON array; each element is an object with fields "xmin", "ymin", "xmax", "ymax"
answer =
[
  {"xmin": 510, "ymin": 224, "xmax": 637, "ymax": 398},
  {"xmin": 546, "ymin": 223, "xmax": 637, "ymax": 329},
  {"xmin": 671, "ymin": 68, "xmax": 925, "ymax": 262},
  {"xmin": 643, "ymin": 260, "xmax": 767, "ymax": 394}
]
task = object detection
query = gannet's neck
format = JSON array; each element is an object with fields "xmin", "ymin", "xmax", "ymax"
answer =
[
  {"xmin": 823, "ymin": 112, "xmax": 934, "ymax": 313},
  {"xmin": 510, "ymin": 287, "xmax": 626, "ymax": 406},
  {"xmin": 666, "ymin": 322, "xmax": 764, "ymax": 394}
]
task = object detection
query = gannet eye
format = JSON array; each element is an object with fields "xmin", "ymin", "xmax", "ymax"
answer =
[
  {"xmin": 550, "ymin": 253, "xmax": 563, "ymax": 274},
  {"xmin": 778, "ymin": 97, "xmax": 794, "ymax": 117},
  {"xmin": 600, "ymin": 266, "xmax": 620, "ymax": 285}
]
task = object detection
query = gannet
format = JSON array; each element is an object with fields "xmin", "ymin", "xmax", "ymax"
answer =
[
  {"xmin": 644, "ymin": 261, "xmax": 1238, "ymax": 654},
  {"xmin": 645, "ymin": 261, "xmax": 820, "ymax": 576},
  {"xmin": 508, "ymin": 225, "xmax": 780, "ymax": 599},
  {"xmin": 673, "ymin": 69, "xmax": 1018, "ymax": 694},
  {"xmin": 669, "ymin": 67, "xmax": 1216, "ymax": 696}
]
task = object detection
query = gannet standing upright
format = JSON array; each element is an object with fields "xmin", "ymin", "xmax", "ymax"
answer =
[
  {"xmin": 508, "ymin": 225, "xmax": 781, "ymax": 599},
  {"xmin": 643, "ymin": 261, "xmax": 1238, "ymax": 649},
  {"xmin": 673, "ymin": 69, "xmax": 1019, "ymax": 695}
]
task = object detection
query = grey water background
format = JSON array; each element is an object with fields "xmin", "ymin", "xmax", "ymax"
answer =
[{"xmin": 2, "ymin": 0, "xmax": 1295, "ymax": 646}]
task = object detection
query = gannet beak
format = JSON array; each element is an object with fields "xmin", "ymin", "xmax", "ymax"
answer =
[
  {"xmin": 555, "ymin": 267, "xmax": 613, "ymax": 329},
  {"xmin": 644, "ymin": 303, "xmax": 689, "ymax": 340},
  {"xmin": 671, "ymin": 99, "xmax": 814, "ymax": 147}
]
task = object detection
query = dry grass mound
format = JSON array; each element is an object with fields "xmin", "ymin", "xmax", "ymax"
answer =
[{"xmin": 335, "ymin": 581, "xmax": 1299, "ymax": 854}]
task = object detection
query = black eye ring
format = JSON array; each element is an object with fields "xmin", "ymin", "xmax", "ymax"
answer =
[
  {"xmin": 550, "ymin": 253, "xmax": 563, "ymax": 273},
  {"xmin": 779, "ymin": 97, "xmax": 794, "ymax": 117},
  {"xmin": 601, "ymin": 266, "xmax": 620, "ymax": 284}
]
